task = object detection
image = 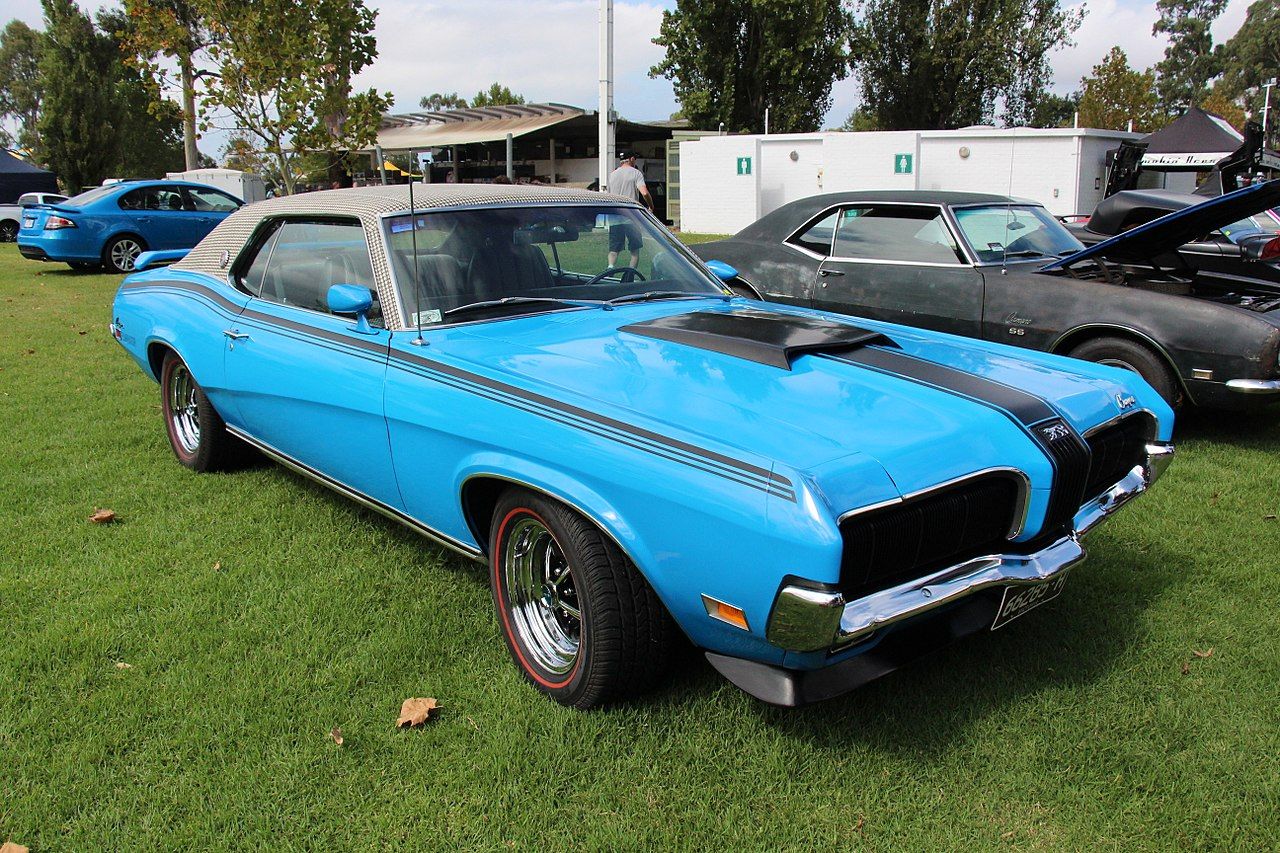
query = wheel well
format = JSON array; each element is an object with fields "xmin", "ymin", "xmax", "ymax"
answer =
[
  {"xmin": 460, "ymin": 477, "xmax": 510, "ymax": 556},
  {"xmin": 729, "ymin": 276, "xmax": 762, "ymax": 300},
  {"xmin": 1051, "ymin": 325, "xmax": 1188, "ymax": 397},
  {"xmin": 146, "ymin": 341, "xmax": 173, "ymax": 382},
  {"xmin": 103, "ymin": 232, "xmax": 147, "ymax": 254}
]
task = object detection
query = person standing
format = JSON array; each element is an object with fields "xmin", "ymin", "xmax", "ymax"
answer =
[{"xmin": 605, "ymin": 152, "xmax": 652, "ymax": 268}]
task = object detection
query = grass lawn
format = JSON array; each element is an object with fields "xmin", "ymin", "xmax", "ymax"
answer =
[{"xmin": 1, "ymin": 240, "xmax": 1278, "ymax": 849}]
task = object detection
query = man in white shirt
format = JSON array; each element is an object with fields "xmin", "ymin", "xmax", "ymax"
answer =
[{"xmin": 605, "ymin": 152, "xmax": 652, "ymax": 268}]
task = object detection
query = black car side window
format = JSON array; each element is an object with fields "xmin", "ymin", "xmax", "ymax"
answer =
[
  {"xmin": 832, "ymin": 206, "xmax": 964, "ymax": 264},
  {"xmin": 244, "ymin": 219, "xmax": 381, "ymax": 324},
  {"xmin": 788, "ymin": 211, "xmax": 838, "ymax": 256}
]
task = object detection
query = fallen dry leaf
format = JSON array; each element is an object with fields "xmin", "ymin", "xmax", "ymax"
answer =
[
  {"xmin": 1264, "ymin": 514, "xmax": 1277, "ymax": 521},
  {"xmin": 78, "ymin": 330, "xmax": 87, "ymax": 336},
  {"xmin": 89, "ymin": 508, "xmax": 117, "ymax": 524},
  {"xmin": 397, "ymin": 697, "xmax": 439, "ymax": 727},
  {"xmin": 1181, "ymin": 661, "xmax": 1190, "ymax": 675},
  {"xmin": 115, "ymin": 661, "xmax": 132, "ymax": 670},
  {"xmin": 212, "ymin": 561, "xmax": 222, "ymax": 571},
  {"xmin": 853, "ymin": 815, "xmax": 865, "ymax": 832},
  {"xmin": 330, "ymin": 726, "xmax": 344, "ymax": 746},
  {"xmin": 1193, "ymin": 648, "xmax": 1214, "ymax": 659},
  {"xmin": 2, "ymin": 841, "xmax": 30, "ymax": 853}
]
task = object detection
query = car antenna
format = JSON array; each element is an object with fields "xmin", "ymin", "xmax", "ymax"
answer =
[
  {"xmin": 1002, "ymin": 129, "xmax": 1016, "ymax": 276},
  {"xmin": 408, "ymin": 150, "xmax": 427, "ymax": 346}
]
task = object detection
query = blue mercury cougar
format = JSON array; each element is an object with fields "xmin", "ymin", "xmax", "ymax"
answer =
[{"xmin": 109, "ymin": 185, "xmax": 1174, "ymax": 708}]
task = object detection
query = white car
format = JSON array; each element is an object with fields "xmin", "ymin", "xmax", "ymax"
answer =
[{"xmin": 1, "ymin": 192, "xmax": 68, "ymax": 242}]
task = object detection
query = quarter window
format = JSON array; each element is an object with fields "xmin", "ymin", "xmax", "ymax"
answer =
[
  {"xmin": 831, "ymin": 206, "xmax": 964, "ymax": 264},
  {"xmin": 788, "ymin": 211, "xmax": 838, "ymax": 256},
  {"xmin": 237, "ymin": 219, "xmax": 380, "ymax": 322}
]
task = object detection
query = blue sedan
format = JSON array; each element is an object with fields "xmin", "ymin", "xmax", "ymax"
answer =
[
  {"xmin": 19, "ymin": 179, "xmax": 242, "ymax": 273},
  {"xmin": 109, "ymin": 185, "xmax": 1175, "ymax": 708}
]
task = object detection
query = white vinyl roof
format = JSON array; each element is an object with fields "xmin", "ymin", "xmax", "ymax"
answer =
[{"xmin": 369, "ymin": 104, "xmax": 586, "ymax": 152}]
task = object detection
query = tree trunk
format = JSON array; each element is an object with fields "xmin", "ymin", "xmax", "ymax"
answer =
[
  {"xmin": 274, "ymin": 146, "xmax": 293, "ymax": 195},
  {"xmin": 180, "ymin": 53, "xmax": 199, "ymax": 170}
]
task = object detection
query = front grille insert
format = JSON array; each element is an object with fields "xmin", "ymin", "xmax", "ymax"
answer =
[
  {"xmin": 1032, "ymin": 418, "xmax": 1091, "ymax": 535},
  {"xmin": 1084, "ymin": 413, "xmax": 1154, "ymax": 501},
  {"xmin": 838, "ymin": 474, "xmax": 1021, "ymax": 598}
]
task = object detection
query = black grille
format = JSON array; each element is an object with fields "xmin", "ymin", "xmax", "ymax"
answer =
[
  {"xmin": 1084, "ymin": 414, "xmax": 1153, "ymax": 501},
  {"xmin": 838, "ymin": 475, "xmax": 1020, "ymax": 597},
  {"xmin": 1032, "ymin": 419, "xmax": 1091, "ymax": 535}
]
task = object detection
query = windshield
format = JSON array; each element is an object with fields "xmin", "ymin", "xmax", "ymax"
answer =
[
  {"xmin": 62, "ymin": 185, "xmax": 123, "ymax": 207},
  {"xmin": 384, "ymin": 205, "xmax": 726, "ymax": 325},
  {"xmin": 953, "ymin": 205, "xmax": 1084, "ymax": 263}
]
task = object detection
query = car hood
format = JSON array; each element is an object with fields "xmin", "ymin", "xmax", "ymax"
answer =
[
  {"xmin": 1043, "ymin": 179, "xmax": 1280, "ymax": 270},
  {"xmin": 435, "ymin": 300, "xmax": 1154, "ymax": 501}
]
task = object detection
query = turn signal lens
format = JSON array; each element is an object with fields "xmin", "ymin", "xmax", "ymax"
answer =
[
  {"xmin": 702, "ymin": 595, "xmax": 750, "ymax": 631},
  {"xmin": 1260, "ymin": 236, "xmax": 1280, "ymax": 262},
  {"xmin": 45, "ymin": 215, "xmax": 76, "ymax": 230}
]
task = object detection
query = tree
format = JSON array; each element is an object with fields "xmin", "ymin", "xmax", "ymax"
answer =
[
  {"xmin": 0, "ymin": 20, "xmax": 45, "ymax": 154},
  {"xmin": 1215, "ymin": 0, "xmax": 1280, "ymax": 146},
  {"xmin": 840, "ymin": 108, "xmax": 880, "ymax": 131},
  {"xmin": 419, "ymin": 92, "xmax": 469, "ymax": 111},
  {"xmin": 469, "ymin": 83, "xmax": 524, "ymax": 108},
  {"xmin": 650, "ymin": 0, "xmax": 850, "ymax": 134},
  {"xmin": 1152, "ymin": 0, "xmax": 1227, "ymax": 115},
  {"xmin": 98, "ymin": 8, "xmax": 183, "ymax": 179},
  {"xmin": 1016, "ymin": 90, "xmax": 1081, "ymax": 128},
  {"xmin": 1198, "ymin": 85, "xmax": 1246, "ymax": 131},
  {"xmin": 118, "ymin": 0, "xmax": 216, "ymax": 170},
  {"xmin": 1076, "ymin": 46, "xmax": 1163, "ymax": 132},
  {"xmin": 198, "ymin": 0, "xmax": 392, "ymax": 194},
  {"xmin": 37, "ymin": 0, "xmax": 119, "ymax": 191},
  {"xmin": 849, "ymin": 0, "xmax": 1082, "ymax": 130}
]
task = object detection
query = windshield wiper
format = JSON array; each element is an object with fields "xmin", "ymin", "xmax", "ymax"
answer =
[
  {"xmin": 1000, "ymin": 249, "xmax": 1049, "ymax": 259},
  {"xmin": 443, "ymin": 296, "xmax": 609, "ymax": 318},
  {"xmin": 606, "ymin": 291, "xmax": 731, "ymax": 306}
]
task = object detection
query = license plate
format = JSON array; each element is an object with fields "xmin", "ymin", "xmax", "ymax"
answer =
[
  {"xmin": 991, "ymin": 572, "xmax": 1069, "ymax": 630},
  {"xmin": 23, "ymin": 216, "xmax": 34, "ymax": 229}
]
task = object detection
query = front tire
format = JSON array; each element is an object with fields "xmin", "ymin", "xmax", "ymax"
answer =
[
  {"xmin": 159, "ymin": 352, "xmax": 241, "ymax": 472},
  {"xmin": 1067, "ymin": 336, "xmax": 1182, "ymax": 408},
  {"xmin": 489, "ymin": 489, "xmax": 672, "ymax": 708},
  {"xmin": 103, "ymin": 234, "xmax": 146, "ymax": 273}
]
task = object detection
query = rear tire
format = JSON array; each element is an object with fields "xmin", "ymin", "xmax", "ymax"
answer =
[
  {"xmin": 489, "ymin": 488, "xmax": 673, "ymax": 708},
  {"xmin": 103, "ymin": 234, "xmax": 146, "ymax": 273},
  {"xmin": 1067, "ymin": 336, "xmax": 1181, "ymax": 408},
  {"xmin": 159, "ymin": 352, "xmax": 243, "ymax": 472}
]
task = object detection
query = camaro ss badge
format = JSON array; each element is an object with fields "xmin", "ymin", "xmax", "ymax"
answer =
[
  {"xmin": 1116, "ymin": 394, "xmax": 1136, "ymax": 410},
  {"xmin": 219, "ymin": 249, "xmax": 230, "ymax": 269}
]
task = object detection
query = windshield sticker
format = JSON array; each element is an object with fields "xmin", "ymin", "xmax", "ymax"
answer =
[
  {"xmin": 411, "ymin": 309, "xmax": 443, "ymax": 325},
  {"xmin": 987, "ymin": 242, "xmax": 1005, "ymax": 252}
]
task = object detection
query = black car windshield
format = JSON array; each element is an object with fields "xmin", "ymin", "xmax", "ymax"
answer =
[
  {"xmin": 953, "ymin": 205, "xmax": 1084, "ymax": 263},
  {"xmin": 384, "ymin": 205, "xmax": 726, "ymax": 325}
]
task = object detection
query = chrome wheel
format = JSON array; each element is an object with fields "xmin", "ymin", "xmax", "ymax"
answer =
[
  {"xmin": 167, "ymin": 362, "xmax": 200, "ymax": 454},
  {"xmin": 110, "ymin": 238, "xmax": 142, "ymax": 272},
  {"xmin": 0, "ymin": 221, "xmax": 16, "ymax": 242},
  {"xmin": 502, "ymin": 516, "xmax": 581, "ymax": 675}
]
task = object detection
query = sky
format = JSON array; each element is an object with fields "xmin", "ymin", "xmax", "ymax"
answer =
[{"xmin": 5, "ymin": 0, "xmax": 1259, "ymax": 157}]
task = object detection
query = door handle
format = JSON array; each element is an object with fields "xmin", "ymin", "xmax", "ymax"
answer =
[
  {"xmin": 222, "ymin": 329, "xmax": 250, "ymax": 340},
  {"xmin": 818, "ymin": 269, "xmax": 844, "ymax": 277}
]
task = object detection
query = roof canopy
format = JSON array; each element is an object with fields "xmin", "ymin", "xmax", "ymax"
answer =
[
  {"xmin": 1139, "ymin": 107, "xmax": 1244, "ymax": 170},
  {"xmin": 0, "ymin": 149, "xmax": 58, "ymax": 202}
]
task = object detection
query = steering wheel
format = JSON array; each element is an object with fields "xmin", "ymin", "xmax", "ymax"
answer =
[{"xmin": 584, "ymin": 266, "xmax": 648, "ymax": 287}]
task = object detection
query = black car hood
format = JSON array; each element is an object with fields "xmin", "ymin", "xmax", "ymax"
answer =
[{"xmin": 1043, "ymin": 180, "xmax": 1280, "ymax": 270}]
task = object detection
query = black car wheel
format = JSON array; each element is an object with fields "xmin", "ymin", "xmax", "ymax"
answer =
[
  {"xmin": 159, "ymin": 351, "xmax": 244, "ymax": 472},
  {"xmin": 103, "ymin": 235, "xmax": 146, "ymax": 274},
  {"xmin": 489, "ymin": 488, "xmax": 672, "ymax": 709},
  {"xmin": 0, "ymin": 220, "xmax": 17, "ymax": 242},
  {"xmin": 1068, "ymin": 336, "xmax": 1181, "ymax": 408}
]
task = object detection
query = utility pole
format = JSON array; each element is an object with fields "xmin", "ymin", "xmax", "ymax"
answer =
[
  {"xmin": 597, "ymin": 0, "xmax": 615, "ymax": 190},
  {"xmin": 1264, "ymin": 79, "xmax": 1277, "ymax": 150}
]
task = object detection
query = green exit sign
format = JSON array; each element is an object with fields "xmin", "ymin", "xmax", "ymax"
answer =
[
  {"xmin": 736, "ymin": 156, "xmax": 752, "ymax": 175},
  {"xmin": 894, "ymin": 153, "xmax": 913, "ymax": 174}
]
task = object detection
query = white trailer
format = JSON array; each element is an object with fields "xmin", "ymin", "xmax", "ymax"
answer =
[{"xmin": 165, "ymin": 168, "xmax": 267, "ymax": 203}]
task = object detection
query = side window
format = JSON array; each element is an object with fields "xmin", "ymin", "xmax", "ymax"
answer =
[
  {"xmin": 244, "ymin": 219, "xmax": 379, "ymax": 321},
  {"xmin": 832, "ymin": 206, "xmax": 963, "ymax": 264},
  {"xmin": 118, "ymin": 188, "xmax": 148, "ymax": 211},
  {"xmin": 184, "ymin": 186, "xmax": 241, "ymax": 212},
  {"xmin": 788, "ymin": 211, "xmax": 838, "ymax": 256},
  {"xmin": 118, "ymin": 186, "xmax": 187, "ymax": 212}
]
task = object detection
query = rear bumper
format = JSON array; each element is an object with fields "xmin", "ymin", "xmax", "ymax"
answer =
[
  {"xmin": 712, "ymin": 441, "xmax": 1174, "ymax": 706},
  {"xmin": 17, "ymin": 243, "xmax": 48, "ymax": 261}
]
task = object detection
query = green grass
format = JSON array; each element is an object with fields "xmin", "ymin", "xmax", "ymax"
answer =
[{"xmin": 2, "ymin": 242, "xmax": 1278, "ymax": 850}]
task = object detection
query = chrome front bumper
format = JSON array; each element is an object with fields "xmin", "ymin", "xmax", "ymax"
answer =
[
  {"xmin": 766, "ymin": 442, "xmax": 1175, "ymax": 653},
  {"xmin": 1226, "ymin": 378, "xmax": 1280, "ymax": 395}
]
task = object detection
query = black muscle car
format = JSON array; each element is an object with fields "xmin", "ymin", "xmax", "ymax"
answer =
[
  {"xmin": 693, "ymin": 183, "xmax": 1280, "ymax": 409},
  {"xmin": 1063, "ymin": 188, "xmax": 1280, "ymax": 293}
]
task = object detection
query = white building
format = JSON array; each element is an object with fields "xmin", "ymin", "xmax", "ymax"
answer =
[{"xmin": 677, "ymin": 127, "xmax": 1198, "ymax": 235}]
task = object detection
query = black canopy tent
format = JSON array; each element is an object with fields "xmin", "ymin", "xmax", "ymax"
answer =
[
  {"xmin": 1138, "ymin": 106, "xmax": 1247, "ymax": 170},
  {"xmin": 0, "ymin": 149, "xmax": 59, "ymax": 203}
]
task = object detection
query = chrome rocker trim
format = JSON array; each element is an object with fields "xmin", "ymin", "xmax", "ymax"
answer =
[
  {"xmin": 1225, "ymin": 378, "xmax": 1280, "ymax": 395},
  {"xmin": 766, "ymin": 441, "xmax": 1175, "ymax": 654}
]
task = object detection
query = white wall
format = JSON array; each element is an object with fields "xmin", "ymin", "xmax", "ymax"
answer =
[{"xmin": 679, "ymin": 128, "xmax": 1144, "ymax": 233}]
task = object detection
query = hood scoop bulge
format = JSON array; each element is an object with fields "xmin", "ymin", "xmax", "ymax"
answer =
[{"xmin": 619, "ymin": 308, "xmax": 894, "ymax": 370}]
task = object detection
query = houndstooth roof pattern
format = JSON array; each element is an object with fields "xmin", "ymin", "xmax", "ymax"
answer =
[{"xmin": 173, "ymin": 184, "xmax": 637, "ymax": 329}]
